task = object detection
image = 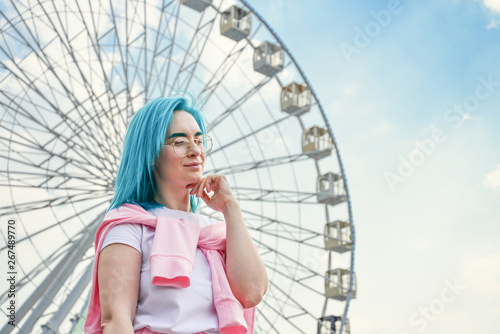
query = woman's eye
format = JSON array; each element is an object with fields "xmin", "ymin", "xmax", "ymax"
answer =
[{"xmin": 174, "ymin": 140, "xmax": 188, "ymax": 146}]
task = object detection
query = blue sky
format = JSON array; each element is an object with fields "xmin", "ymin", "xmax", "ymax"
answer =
[{"xmin": 248, "ymin": 0, "xmax": 500, "ymax": 333}]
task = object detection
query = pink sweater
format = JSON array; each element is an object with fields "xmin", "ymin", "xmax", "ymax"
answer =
[{"xmin": 84, "ymin": 203, "xmax": 255, "ymax": 334}]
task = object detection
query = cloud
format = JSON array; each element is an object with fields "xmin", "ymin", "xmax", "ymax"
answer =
[
  {"xmin": 477, "ymin": 0, "xmax": 500, "ymax": 28},
  {"xmin": 483, "ymin": 164, "xmax": 500, "ymax": 190},
  {"xmin": 482, "ymin": 0, "xmax": 500, "ymax": 13}
]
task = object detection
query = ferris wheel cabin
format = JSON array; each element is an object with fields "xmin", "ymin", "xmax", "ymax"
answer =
[
  {"xmin": 220, "ymin": 5, "xmax": 252, "ymax": 41},
  {"xmin": 325, "ymin": 268, "xmax": 357, "ymax": 301},
  {"xmin": 253, "ymin": 41, "xmax": 285, "ymax": 77},
  {"xmin": 302, "ymin": 126, "xmax": 334, "ymax": 160},
  {"xmin": 181, "ymin": 0, "xmax": 212, "ymax": 12},
  {"xmin": 281, "ymin": 81, "xmax": 312, "ymax": 116}
]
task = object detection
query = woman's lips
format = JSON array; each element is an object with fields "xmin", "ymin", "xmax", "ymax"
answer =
[{"xmin": 184, "ymin": 164, "xmax": 201, "ymax": 169}]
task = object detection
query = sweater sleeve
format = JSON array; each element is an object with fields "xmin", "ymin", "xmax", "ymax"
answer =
[{"xmin": 99, "ymin": 223, "xmax": 143, "ymax": 254}]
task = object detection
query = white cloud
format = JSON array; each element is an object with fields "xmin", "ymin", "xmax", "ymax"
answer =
[
  {"xmin": 477, "ymin": 0, "xmax": 500, "ymax": 28},
  {"xmin": 483, "ymin": 164, "xmax": 500, "ymax": 190},
  {"xmin": 482, "ymin": 0, "xmax": 500, "ymax": 13}
]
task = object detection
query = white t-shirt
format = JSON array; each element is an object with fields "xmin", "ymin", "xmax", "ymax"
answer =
[{"xmin": 99, "ymin": 206, "xmax": 223, "ymax": 334}]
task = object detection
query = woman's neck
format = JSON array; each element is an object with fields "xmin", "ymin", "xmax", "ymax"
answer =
[{"xmin": 154, "ymin": 184, "xmax": 191, "ymax": 212}]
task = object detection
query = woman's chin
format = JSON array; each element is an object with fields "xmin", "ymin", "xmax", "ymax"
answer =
[{"xmin": 185, "ymin": 175, "xmax": 202, "ymax": 188}]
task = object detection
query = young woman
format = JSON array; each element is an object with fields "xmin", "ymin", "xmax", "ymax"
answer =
[{"xmin": 84, "ymin": 96, "xmax": 268, "ymax": 334}]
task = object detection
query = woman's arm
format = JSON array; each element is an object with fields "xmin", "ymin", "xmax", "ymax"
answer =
[
  {"xmin": 191, "ymin": 174, "xmax": 269, "ymax": 308},
  {"xmin": 223, "ymin": 199, "xmax": 268, "ymax": 309},
  {"xmin": 98, "ymin": 243, "xmax": 141, "ymax": 334}
]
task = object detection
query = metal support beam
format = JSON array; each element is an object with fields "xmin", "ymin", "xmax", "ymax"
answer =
[
  {"xmin": 19, "ymin": 214, "xmax": 102, "ymax": 334},
  {"xmin": 41, "ymin": 262, "xmax": 93, "ymax": 334},
  {"xmin": 0, "ymin": 213, "xmax": 102, "ymax": 334}
]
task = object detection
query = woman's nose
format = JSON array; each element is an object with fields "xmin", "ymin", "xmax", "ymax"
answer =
[{"xmin": 188, "ymin": 140, "xmax": 202, "ymax": 156}]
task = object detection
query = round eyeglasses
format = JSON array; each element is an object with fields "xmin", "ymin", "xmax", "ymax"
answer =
[{"xmin": 164, "ymin": 134, "xmax": 213, "ymax": 157}]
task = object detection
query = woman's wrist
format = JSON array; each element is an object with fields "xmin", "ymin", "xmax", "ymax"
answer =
[{"xmin": 221, "ymin": 198, "xmax": 239, "ymax": 216}]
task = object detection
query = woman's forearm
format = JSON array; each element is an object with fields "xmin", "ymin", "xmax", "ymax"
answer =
[
  {"xmin": 223, "ymin": 199, "xmax": 268, "ymax": 308},
  {"xmin": 102, "ymin": 318, "xmax": 135, "ymax": 334}
]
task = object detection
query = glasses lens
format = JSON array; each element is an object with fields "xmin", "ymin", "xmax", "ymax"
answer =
[
  {"xmin": 171, "ymin": 135, "xmax": 213, "ymax": 157},
  {"xmin": 172, "ymin": 139, "xmax": 189, "ymax": 157},
  {"xmin": 202, "ymin": 135, "xmax": 213, "ymax": 155}
]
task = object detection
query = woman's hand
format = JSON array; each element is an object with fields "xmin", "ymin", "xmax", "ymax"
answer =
[
  {"xmin": 189, "ymin": 174, "xmax": 235, "ymax": 213},
  {"xmin": 190, "ymin": 174, "xmax": 269, "ymax": 307}
]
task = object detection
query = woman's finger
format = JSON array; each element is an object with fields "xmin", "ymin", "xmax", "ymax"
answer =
[
  {"xmin": 207, "ymin": 176, "xmax": 216, "ymax": 193},
  {"xmin": 190, "ymin": 177, "xmax": 204, "ymax": 195},
  {"xmin": 197, "ymin": 177, "xmax": 209, "ymax": 197},
  {"xmin": 200, "ymin": 189, "xmax": 211, "ymax": 203}
]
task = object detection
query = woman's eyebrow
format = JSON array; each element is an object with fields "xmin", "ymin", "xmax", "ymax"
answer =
[{"xmin": 168, "ymin": 131, "xmax": 203, "ymax": 138}]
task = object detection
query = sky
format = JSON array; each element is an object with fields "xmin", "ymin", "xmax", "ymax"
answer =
[{"xmin": 247, "ymin": 0, "xmax": 500, "ymax": 333}]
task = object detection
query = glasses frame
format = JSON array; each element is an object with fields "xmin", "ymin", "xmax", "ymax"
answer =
[{"xmin": 164, "ymin": 134, "xmax": 213, "ymax": 157}]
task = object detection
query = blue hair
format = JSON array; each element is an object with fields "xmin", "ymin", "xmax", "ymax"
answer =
[{"xmin": 108, "ymin": 95, "xmax": 207, "ymax": 213}]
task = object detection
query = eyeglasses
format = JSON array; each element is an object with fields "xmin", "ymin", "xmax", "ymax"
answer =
[{"xmin": 164, "ymin": 134, "xmax": 213, "ymax": 157}]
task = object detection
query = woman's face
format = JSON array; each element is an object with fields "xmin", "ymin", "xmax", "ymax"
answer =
[{"xmin": 154, "ymin": 110, "xmax": 205, "ymax": 190}]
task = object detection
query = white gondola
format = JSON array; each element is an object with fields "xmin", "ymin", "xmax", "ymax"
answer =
[
  {"xmin": 316, "ymin": 172, "xmax": 347, "ymax": 206},
  {"xmin": 181, "ymin": 0, "xmax": 212, "ymax": 12},
  {"xmin": 302, "ymin": 126, "xmax": 333, "ymax": 159},
  {"xmin": 317, "ymin": 316, "xmax": 350, "ymax": 334},
  {"xmin": 280, "ymin": 82, "xmax": 311, "ymax": 116},
  {"xmin": 253, "ymin": 41, "xmax": 284, "ymax": 77},
  {"xmin": 324, "ymin": 268, "xmax": 356, "ymax": 301},
  {"xmin": 324, "ymin": 219, "xmax": 352, "ymax": 253},
  {"xmin": 220, "ymin": 5, "xmax": 251, "ymax": 41}
]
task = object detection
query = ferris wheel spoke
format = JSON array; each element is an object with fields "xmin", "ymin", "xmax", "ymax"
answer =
[
  {"xmin": 199, "ymin": 21, "xmax": 264, "ymax": 107},
  {"xmin": 0, "ymin": 168, "xmax": 109, "ymax": 190},
  {"xmin": 0, "ymin": 68, "xmax": 114, "ymax": 168},
  {"xmin": 209, "ymin": 111, "xmax": 298, "ymax": 155},
  {"xmin": 125, "ymin": 0, "xmax": 165, "ymax": 99},
  {"xmin": 0, "ymin": 24, "xmax": 117, "ymax": 158},
  {"xmin": 43, "ymin": 261, "xmax": 94, "ymax": 333},
  {"xmin": 245, "ymin": 213, "xmax": 318, "ymax": 240},
  {"xmin": 0, "ymin": 132, "xmax": 103, "ymax": 174},
  {"xmin": 255, "ymin": 234, "xmax": 338, "ymax": 294},
  {"xmin": 256, "ymin": 241, "xmax": 328, "ymax": 297},
  {"xmin": 266, "ymin": 278, "xmax": 316, "ymax": 319},
  {"xmin": 233, "ymin": 186, "xmax": 317, "ymax": 204},
  {"xmin": 199, "ymin": 43, "xmax": 247, "ymax": 104},
  {"xmin": 161, "ymin": 1, "xmax": 181, "ymax": 96},
  {"xmin": 0, "ymin": 233, "xmax": 90, "ymax": 302},
  {"xmin": 242, "ymin": 210, "xmax": 326, "ymax": 250},
  {"xmin": 34, "ymin": 1, "xmax": 117, "ymax": 143},
  {"xmin": 72, "ymin": 0, "xmax": 131, "ymax": 131},
  {"xmin": 206, "ymin": 75, "xmax": 273, "ymax": 132},
  {"xmin": 205, "ymin": 150, "xmax": 330, "ymax": 175},
  {"xmin": 0, "ymin": 94, "xmax": 119, "ymax": 173},
  {"xmin": 0, "ymin": 156, "xmax": 109, "ymax": 187},
  {"xmin": 0, "ymin": 142, "xmax": 112, "ymax": 185},
  {"xmin": 259, "ymin": 281, "xmax": 312, "ymax": 333},
  {"xmin": 258, "ymin": 301, "xmax": 305, "ymax": 334},
  {"xmin": 3, "ymin": 216, "xmax": 101, "ymax": 334},
  {"xmin": 0, "ymin": 243, "xmax": 67, "ymax": 306},
  {"xmin": 255, "ymin": 304, "xmax": 280, "ymax": 334},
  {"xmin": 0, "ymin": 190, "xmax": 111, "ymax": 218},
  {"xmin": 247, "ymin": 225, "xmax": 324, "ymax": 251},
  {"xmin": 104, "ymin": 0, "xmax": 133, "ymax": 105},
  {"xmin": 169, "ymin": 4, "xmax": 219, "ymax": 94},
  {"xmin": 0, "ymin": 207, "xmax": 103, "ymax": 258},
  {"xmin": 144, "ymin": 0, "xmax": 178, "ymax": 97},
  {"xmin": 0, "ymin": 181, "xmax": 109, "ymax": 193}
]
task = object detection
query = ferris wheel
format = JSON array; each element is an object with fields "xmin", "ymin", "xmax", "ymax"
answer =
[{"xmin": 0, "ymin": 0, "xmax": 357, "ymax": 333}]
